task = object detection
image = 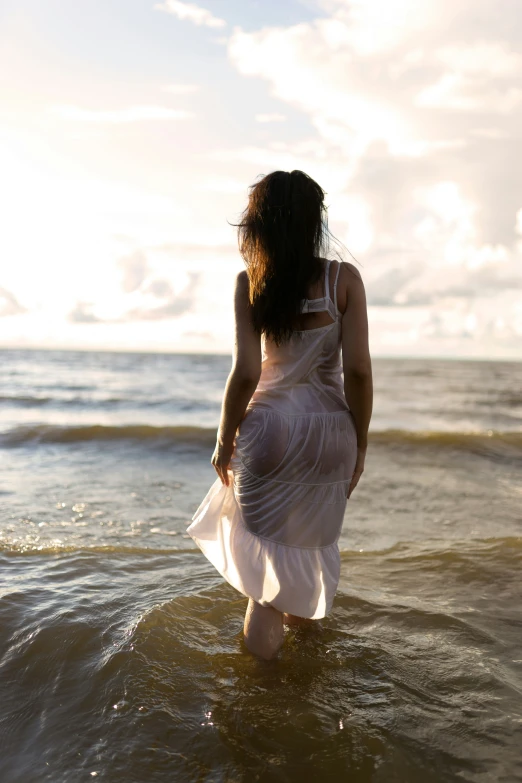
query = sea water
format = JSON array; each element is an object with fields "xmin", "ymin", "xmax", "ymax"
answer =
[{"xmin": 0, "ymin": 348, "xmax": 521, "ymax": 782}]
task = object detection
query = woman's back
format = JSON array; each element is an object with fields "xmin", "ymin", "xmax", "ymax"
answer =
[{"xmin": 249, "ymin": 258, "xmax": 349, "ymax": 415}]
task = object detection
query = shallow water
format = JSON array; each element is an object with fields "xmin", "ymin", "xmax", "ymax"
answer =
[
  {"xmin": 1, "ymin": 539, "xmax": 521, "ymax": 782},
  {"xmin": 1, "ymin": 348, "xmax": 521, "ymax": 782}
]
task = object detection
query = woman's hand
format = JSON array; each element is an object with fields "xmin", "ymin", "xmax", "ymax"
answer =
[
  {"xmin": 347, "ymin": 446, "xmax": 366, "ymax": 499},
  {"xmin": 211, "ymin": 438, "xmax": 235, "ymax": 487}
]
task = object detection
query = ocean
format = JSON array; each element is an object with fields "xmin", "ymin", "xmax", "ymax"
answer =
[{"xmin": 0, "ymin": 347, "xmax": 521, "ymax": 782}]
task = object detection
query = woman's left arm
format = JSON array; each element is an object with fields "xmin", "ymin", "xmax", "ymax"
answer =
[{"xmin": 212, "ymin": 270, "xmax": 261, "ymax": 486}]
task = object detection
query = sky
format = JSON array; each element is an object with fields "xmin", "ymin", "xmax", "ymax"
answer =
[{"xmin": 0, "ymin": 0, "xmax": 521, "ymax": 360}]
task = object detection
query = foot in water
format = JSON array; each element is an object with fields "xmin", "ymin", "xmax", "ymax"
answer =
[{"xmin": 283, "ymin": 613, "xmax": 318, "ymax": 628}]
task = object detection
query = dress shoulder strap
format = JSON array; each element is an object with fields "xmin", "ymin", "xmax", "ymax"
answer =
[
  {"xmin": 323, "ymin": 259, "xmax": 332, "ymax": 298},
  {"xmin": 333, "ymin": 260, "xmax": 341, "ymax": 314}
]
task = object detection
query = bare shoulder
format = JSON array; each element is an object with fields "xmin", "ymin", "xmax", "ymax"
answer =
[
  {"xmin": 337, "ymin": 260, "xmax": 365, "ymax": 314},
  {"xmin": 235, "ymin": 269, "xmax": 249, "ymax": 288},
  {"xmin": 340, "ymin": 260, "xmax": 363, "ymax": 284},
  {"xmin": 234, "ymin": 270, "xmax": 253, "ymax": 315},
  {"xmin": 234, "ymin": 269, "xmax": 250, "ymax": 300}
]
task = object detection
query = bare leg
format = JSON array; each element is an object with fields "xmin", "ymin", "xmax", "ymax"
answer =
[
  {"xmin": 283, "ymin": 613, "xmax": 315, "ymax": 628},
  {"xmin": 243, "ymin": 598, "xmax": 284, "ymax": 660}
]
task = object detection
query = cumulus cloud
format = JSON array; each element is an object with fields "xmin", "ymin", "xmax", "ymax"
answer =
[
  {"xmin": 68, "ymin": 301, "xmax": 102, "ymax": 323},
  {"xmin": 368, "ymin": 255, "xmax": 522, "ymax": 308},
  {"xmin": 68, "ymin": 271, "xmax": 200, "ymax": 324},
  {"xmin": 415, "ymin": 41, "xmax": 522, "ymax": 114},
  {"xmin": 123, "ymin": 271, "xmax": 200, "ymax": 320},
  {"xmin": 225, "ymin": 0, "xmax": 522, "ymax": 349},
  {"xmin": 154, "ymin": 0, "xmax": 226, "ymax": 28},
  {"xmin": 0, "ymin": 287, "xmax": 27, "ymax": 317},
  {"xmin": 317, "ymin": 0, "xmax": 440, "ymax": 57},
  {"xmin": 228, "ymin": 1, "xmax": 522, "ymax": 159},
  {"xmin": 117, "ymin": 250, "xmax": 149, "ymax": 293},
  {"xmin": 116, "ymin": 250, "xmax": 199, "ymax": 317},
  {"xmin": 366, "ymin": 265, "xmax": 415, "ymax": 307},
  {"xmin": 143, "ymin": 278, "xmax": 174, "ymax": 298}
]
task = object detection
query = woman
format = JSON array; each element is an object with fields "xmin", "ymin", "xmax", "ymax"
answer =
[{"xmin": 187, "ymin": 170, "xmax": 373, "ymax": 660}]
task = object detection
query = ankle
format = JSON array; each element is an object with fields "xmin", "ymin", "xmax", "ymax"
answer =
[{"xmin": 283, "ymin": 613, "xmax": 313, "ymax": 627}]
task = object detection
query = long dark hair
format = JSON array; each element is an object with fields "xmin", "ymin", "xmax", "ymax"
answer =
[{"xmin": 234, "ymin": 170, "xmax": 343, "ymax": 345}]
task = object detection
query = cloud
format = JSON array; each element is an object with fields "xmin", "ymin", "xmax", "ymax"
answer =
[
  {"xmin": 227, "ymin": 2, "xmax": 522, "ymax": 157},
  {"xmin": 407, "ymin": 259, "xmax": 522, "ymax": 304},
  {"xmin": 67, "ymin": 272, "xmax": 200, "ymax": 324},
  {"xmin": 154, "ymin": 0, "xmax": 226, "ymax": 28},
  {"xmin": 68, "ymin": 301, "xmax": 102, "ymax": 323},
  {"xmin": 366, "ymin": 265, "xmax": 414, "ymax": 307},
  {"xmin": 117, "ymin": 250, "xmax": 197, "ymax": 313},
  {"xmin": 143, "ymin": 278, "xmax": 174, "ymax": 298},
  {"xmin": 367, "ymin": 252, "xmax": 522, "ymax": 308},
  {"xmin": 117, "ymin": 250, "xmax": 149, "ymax": 293},
  {"xmin": 225, "ymin": 0, "xmax": 522, "ymax": 352},
  {"xmin": 317, "ymin": 0, "xmax": 440, "ymax": 57},
  {"xmin": 123, "ymin": 271, "xmax": 200, "ymax": 320},
  {"xmin": 436, "ymin": 41, "xmax": 521, "ymax": 76},
  {"xmin": 51, "ymin": 105, "xmax": 194, "ymax": 123},
  {"xmin": 0, "ymin": 287, "xmax": 27, "ymax": 317}
]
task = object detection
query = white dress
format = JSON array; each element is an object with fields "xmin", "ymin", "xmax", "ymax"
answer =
[{"xmin": 187, "ymin": 259, "xmax": 357, "ymax": 619}]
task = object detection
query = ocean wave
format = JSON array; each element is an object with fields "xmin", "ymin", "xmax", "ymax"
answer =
[
  {"xmin": 0, "ymin": 423, "xmax": 218, "ymax": 446},
  {"xmin": 340, "ymin": 535, "xmax": 522, "ymax": 561},
  {"xmin": 0, "ymin": 422, "xmax": 521, "ymax": 450},
  {"xmin": 370, "ymin": 429, "xmax": 522, "ymax": 448},
  {"xmin": 0, "ymin": 535, "xmax": 520, "ymax": 558},
  {"xmin": 0, "ymin": 393, "xmax": 217, "ymax": 408},
  {"xmin": 0, "ymin": 542, "xmax": 194, "ymax": 556},
  {"xmin": 0, "ymin": 394, "xmax": 53, "ymax": 406},
  {"xmin": 0, "ymin": 424, "xmax": 522, "ymax": 450}
]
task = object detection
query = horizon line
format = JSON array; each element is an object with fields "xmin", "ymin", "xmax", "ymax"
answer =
[{"xmin": 0, "ymin": 344, "xmax": 520, "ymax": 364}]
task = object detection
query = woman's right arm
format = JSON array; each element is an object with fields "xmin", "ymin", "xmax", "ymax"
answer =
[{"xmin": 340, "ymin": 262, "xmax": 373, "ymax": 498}]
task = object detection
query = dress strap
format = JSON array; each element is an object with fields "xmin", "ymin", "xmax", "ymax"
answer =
[
  {"xmin": 333, "ymin": 260, "xmax": 341, "ymax": 314},
  {"xmin": 324, "ymin": 259, "xmax": 331, "ymax": 299}
]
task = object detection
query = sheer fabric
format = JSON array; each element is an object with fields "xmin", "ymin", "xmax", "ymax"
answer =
[{"xmin": 187, "ymin": 259, "xmax": 357, "ymax": 619}]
